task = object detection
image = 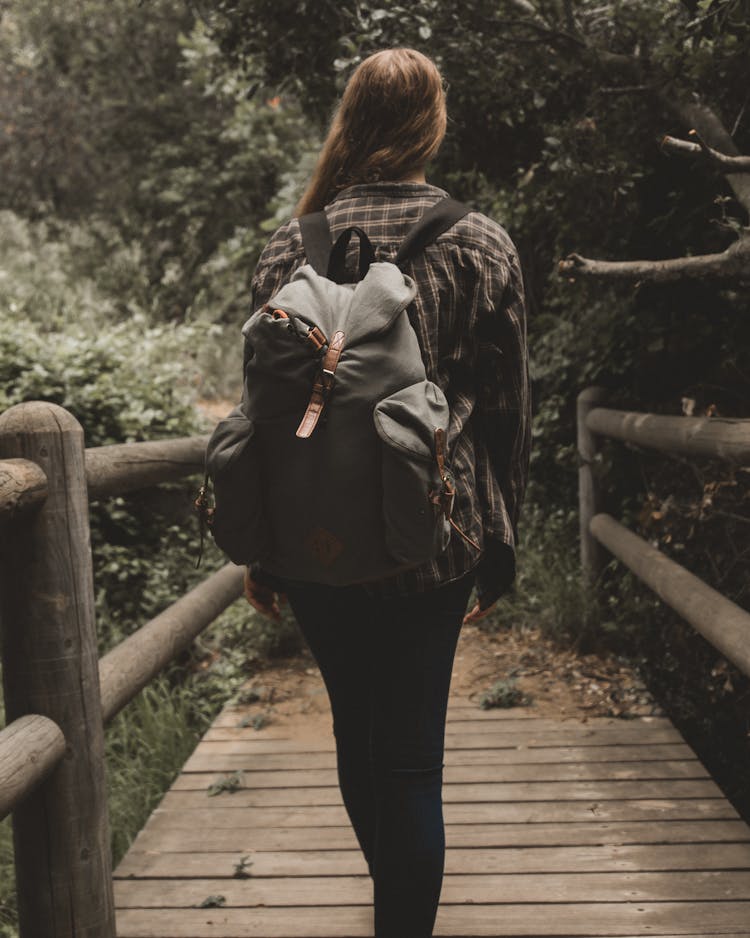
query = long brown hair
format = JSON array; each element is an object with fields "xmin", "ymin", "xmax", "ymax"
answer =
[{"xmin": 295, "ymin": 48, "xmax": 447, "ymax": 217}]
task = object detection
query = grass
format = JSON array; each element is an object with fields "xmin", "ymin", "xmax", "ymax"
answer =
[
  {"xmin": 104, "ymin": 672, "xmax": 214, "ymax": 865},
  {"xmin": 476, "ymin": 503, "xmax": 603, "ymax": 650}
]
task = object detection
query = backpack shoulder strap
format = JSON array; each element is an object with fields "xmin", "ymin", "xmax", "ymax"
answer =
[
  {"xmin": 298, "ymin": 210, "xmax": 332, "ymax": 276},
  {"xmin": 395, "ymin": 197, "xmax": 472, "ymax": 267}
]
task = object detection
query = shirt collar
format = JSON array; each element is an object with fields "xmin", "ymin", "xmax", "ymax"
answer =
[{"xmin": 330, "ymin": 181, "xmax": 450, "ymax": 203}]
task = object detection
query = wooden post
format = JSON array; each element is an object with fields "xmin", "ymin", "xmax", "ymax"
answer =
[
  {"xmin": 577, "ymin": 386, "xmax": 607, "ymax": 586},
  {"xmin": 0, "ymin": 402, "xmax": 116, "ymax": 938}
]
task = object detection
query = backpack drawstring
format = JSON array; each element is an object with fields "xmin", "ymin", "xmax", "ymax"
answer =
[{"xmin": 193, "ymin": 470, "xmax": 215, "ymax": 568}]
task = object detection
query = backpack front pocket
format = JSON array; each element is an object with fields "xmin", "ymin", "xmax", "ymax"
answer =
[
  {"xmin": 205, "ymin": 406, "xmax": 269, "ymax": 565},
  {"xmin": 373, "ymin": 380, "xmax": 452, "ymax": 566}
]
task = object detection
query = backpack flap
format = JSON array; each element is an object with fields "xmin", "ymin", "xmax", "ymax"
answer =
[{"xmin": 344, "ymin": 264, "xmax": 417, "ymax": 344}]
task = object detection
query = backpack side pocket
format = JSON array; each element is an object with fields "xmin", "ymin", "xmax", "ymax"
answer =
[
  {"xmin": 206, "ymin": 406, "xmax": 269, "ymax": 566},
  {"xmin": 373, "ymin": 380, "xmax": 452, "ymax": 566}
]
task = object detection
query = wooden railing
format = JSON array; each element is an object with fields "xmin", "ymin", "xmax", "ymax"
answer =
[
  {"xmin": 577, "ymin": 386, "xmax": 750, "ymax": 679},
  {"xmin": 0, "ymin": 401, "xmax": 244, "ymax": 938}
]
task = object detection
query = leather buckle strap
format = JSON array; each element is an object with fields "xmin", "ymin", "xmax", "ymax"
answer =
[
  {"xmin": 296, "ymin": 331, "xmax": 346, "ymax": 438},
  {"xmin": 304, "ymin": 324, "xmax": 328, "ymax": 353}
]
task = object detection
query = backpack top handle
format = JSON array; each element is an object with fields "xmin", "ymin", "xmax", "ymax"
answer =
[{"xmin": 327, "ymin": 226, "xmax": 376, "ymax": 283}]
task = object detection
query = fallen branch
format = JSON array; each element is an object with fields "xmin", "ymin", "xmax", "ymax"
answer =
[
  {"xmin": 660, "ymin": 131, "xmax": 750, "ymax": 173},
  {"xmin": 558, "ymin": 235, "xmax": 750, "ymax": 283}
]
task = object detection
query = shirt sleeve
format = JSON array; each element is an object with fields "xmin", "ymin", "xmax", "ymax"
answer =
[
  {"xmin": 473, "ymin": 248, "xmax": 531, "ymax": 546},
  {"xmin": 249, "ymin": 220, "xmax": 303, "ymax": 312}
]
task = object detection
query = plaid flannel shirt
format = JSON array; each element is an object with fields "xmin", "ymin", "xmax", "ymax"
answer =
[{"xmin": 248, "ymin": 181, "xmax": 531, "ymax": 604}]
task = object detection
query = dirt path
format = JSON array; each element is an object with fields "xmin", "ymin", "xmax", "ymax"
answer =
[{"xmin": 228, "ymin": 618, "xmax": 663, "ymax": 742}]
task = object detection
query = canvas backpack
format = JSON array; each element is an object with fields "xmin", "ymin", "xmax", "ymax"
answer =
[{"xmin": 195, "ymin": 197, "xmax": 481, "ymax": 585}]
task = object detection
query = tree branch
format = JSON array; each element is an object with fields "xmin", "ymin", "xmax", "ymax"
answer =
[
  {"xmin": 558, "ymin": 234, "xmax": 750, "ymax": 283},
  {"xmin": 565, "ymin": 38, "xmax": 750, "ymax": 216},
  {"xmin": 660, "ymin": 131, "xmax": 750, "ymax": 173},
  {"xmin": 655, "ymin": 94, "xmax": 750, "ymax": 216}
]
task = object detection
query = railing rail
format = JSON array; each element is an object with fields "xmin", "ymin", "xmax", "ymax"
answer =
[
  {"xmin": 0, "ymin": 715, "xmax": 66, "ymax": 818},
  {"xmin": 85, "ymin": 434, "xmax": 209, "ymax": 499},
  {"xmin": 0, "ymin": 400, "xmax": 240, "ymax": 938},
  {"xmin": 586, "ymin": 406, "xmax": 750, "ymax": 461},
  {"xmin": 577, "ymin": 386, "xmax": 750, "ymax": 680},
  {"xmin": 99, "ymin": 562, "xmax": 243, "ymax": 724},
  {"xmin": 0, "ymin": 457, "xmax": 47, "ymax": 517}
]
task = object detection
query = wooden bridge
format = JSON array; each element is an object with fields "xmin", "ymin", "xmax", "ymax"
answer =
[{"xmin": 1, "ymin": 391, "xmax": 750, "ymax": 937}]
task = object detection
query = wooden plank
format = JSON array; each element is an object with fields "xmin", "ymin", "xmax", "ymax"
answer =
[
  {"xmin": 193, "ymin": 732, "xmax": 689, "ymax": 750},
  {"xmin": 113, "ymin": 870, "xmax": 750, "ymax": 906},
  {"xmin": 169, "ymin": 759, "xmax": 709, "ymax": 792},
  {"xmin": 203, "ymin": 719, "xmax": 677, "ymax": 740},
  {"xmin": 172, "ymin": 743, "xmax": 697, "ymax": 771},
  {"xmin": 150, "ymin": 778, "xmax": 725, "ymax": 812},
  {"xmin": 137, "ymin": 799, "xmax": 740, "ymax": 841},
  {"xmin": 200, "ymin": 723, "xmax": 684, "ymax": 743},
  {"xmin": 113, "ymin": 841, "xmax": 750, "ymax": 879},
  {"xmin": 112, "ymin": 902, "xmax": 750, "ymax": 936},
  {"xmin": 181, "ymin": 732, "xmax": 686, "ymax": 768},
  {"xmin": 184, "ymin": 746, "xmax": 712, "ymax": 773},
  {"xmin": 123, "ymin": 818, "xmax": 750, "ymax": 854},
  {"xmin": 211, "ymin": 706, "xmax": 669, "ymax": 726}
]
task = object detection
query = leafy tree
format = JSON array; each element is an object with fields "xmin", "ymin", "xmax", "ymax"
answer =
[{"xmin": 0, "ymin": 0, "xmax": 315, "ymax": 322}]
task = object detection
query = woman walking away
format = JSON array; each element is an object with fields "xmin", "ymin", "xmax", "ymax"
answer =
[{"xmin": 242, "ymin": 47, "xmax": 531, "ymax": 938}]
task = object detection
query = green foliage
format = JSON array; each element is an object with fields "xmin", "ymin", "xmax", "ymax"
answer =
[
  {"xmin": 481, "ymin": 502, "xmax": 604, "ymax": 648},
  {"xmin": 478, "ymin": 677, "xmax": 532, "ymax": 709},
  {"xmin": 0, "ymin": 2, "xmax": 317, "ymax": 327},
  {"xmin": 207, "ymin": 770, "xmax": 245, "ymax": 795},
  {"xmin": 0, "ymin": 210, "xmax": 203, "ymax": 430},
  {"xmin": 0, "ymin": 209, "xmax": 218, "ymax": 654},
  {"xmin": 233, "ymin": 854, "xmax": 254, "ymax": 877}
]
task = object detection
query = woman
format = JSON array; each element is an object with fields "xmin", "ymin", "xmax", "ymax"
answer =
[{"xmin": 242, "ymin": 48, "xmax": 530, "ymax": 937}]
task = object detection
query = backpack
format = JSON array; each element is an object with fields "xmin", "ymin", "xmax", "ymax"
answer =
[{"xmin": 195, "ymin": 197, "xmax": 481, "ymax": 585}]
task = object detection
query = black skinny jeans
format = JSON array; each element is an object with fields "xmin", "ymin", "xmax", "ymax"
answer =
[{"xmin": 282, "ymin": 569, "xmax": 475, "ymax": 938}]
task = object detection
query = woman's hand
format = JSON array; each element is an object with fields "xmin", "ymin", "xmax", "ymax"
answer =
[
  {"xmin": 463, "ymin": 598, "xmax": 496, "ymax": 625},
  {"xmin": 243, "ymin": 566, "xmax": 287, "ymax": 622}
]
